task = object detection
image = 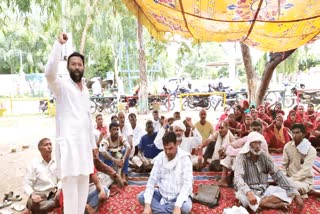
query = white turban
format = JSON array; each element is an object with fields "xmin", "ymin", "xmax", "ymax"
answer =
[
  {"xmin": 240, "ymin": 131, "xmax": 267, "ymax": 154},
  {"xmin": 171, "ymin": 120, "xmax": 186, "ymax": 131}
]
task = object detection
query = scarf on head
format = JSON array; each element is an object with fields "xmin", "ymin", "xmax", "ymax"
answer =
[{"xmin": 240, "ymin": 131, "xmax": 267, "ymax": 154}]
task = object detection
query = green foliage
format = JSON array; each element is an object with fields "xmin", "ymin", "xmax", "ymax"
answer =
[{"xmin": 255, "ymin": 52, "xmax": 268, "ymax": 76}]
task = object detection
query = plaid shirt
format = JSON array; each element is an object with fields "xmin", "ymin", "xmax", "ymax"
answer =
[{"xmin": 144, "ymin": 148, "xmax": 193, "ymax": 207}]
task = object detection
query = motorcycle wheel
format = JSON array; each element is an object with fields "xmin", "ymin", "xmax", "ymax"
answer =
[
  {"xmin": 203, "ymin": 99, "xmax": 211, "ymax": 110},
  {"xmin": 165, "ymin": 99, "xmax": 175, "ymax": 111},
  {"xmin": 182, "ymin": 100, "xmax": 188, "ymax": 110},
  {"xmin": 110, "ymin": 101, "xmax": 117, "ymax": 113},
  {"xmin": 187, "ymin": 96, "xmax": 196, "ymax": 109},
  {"xmin": 282, "ymin": 96, "xmax": 295, "ymax": 108},
  {"xmin": 90, "ymin": 100, "xmax": 97, "ymax": 114},
  {"xmin": 264, "ymin": 92, "xmax": 278, "ymax": 103}
]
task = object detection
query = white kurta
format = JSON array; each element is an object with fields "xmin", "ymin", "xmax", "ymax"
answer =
[{"xmin": 45, "ymin": 41, "xmax": 96, "ymax": 179}]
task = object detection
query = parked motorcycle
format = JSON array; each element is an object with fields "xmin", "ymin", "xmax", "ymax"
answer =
[
  {"xmin": 183, "ymin": 94, "xmax": 211, "ymax": 110},
  {"xmin": 162, "ymin": 84, "xmax": 191, "ymax": 100},
  {"xmin": 148, "ymin": 95, "xmax": 175, "ymax": 111},
  {"xmin": 292, "ymin": 89, "xmax": 320, "ymax": 105}
]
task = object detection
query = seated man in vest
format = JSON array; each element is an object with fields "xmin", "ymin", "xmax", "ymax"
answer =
[
  {"xmin": 99, "ymin": 122, "xmax": 131, "ymax": 184},
  {"xmin": 24, "ymin": 138, "xmax": 61, "ymax": 213},
  {"xmin": 137, "ymin": 132, "xmax": 193, "ymax": 214}
]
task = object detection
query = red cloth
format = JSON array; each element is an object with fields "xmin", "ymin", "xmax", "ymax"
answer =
[
  {"xmin": 215, "ymin": 113, "xmax": 228, "ymax": 130},
  {"xmin": 263, "ymin": 124, "xmax": 291, "ymax": 151},
  {"xmin": 96, "ymin": 125, "xmax": 108, "ymax": 138},
  {"xmin": 240, "ymin": 123, "xmax": 250, "ymax": 138},
  {"xmin": 257, "ymin": 113, "xmax": 272, "ymax": 125},
  {"xmin": 227, "ymin": 120, "xmax": 241, "ymax": 136}
]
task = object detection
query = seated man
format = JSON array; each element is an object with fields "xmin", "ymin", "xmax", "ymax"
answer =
[
  {"xmin": 128, "ymin": 113, "xmax": 146, "ymax": 157},
  {"xmin": 137, "ymin": 132, "xmax": 193, "ymax": 214},
  {"xmin": 263, "ymin": 114, "xmax": 291, "ymax": 153},
  {"xmin": 283, "ymin": 123, "xmax": 318, "ymax": 198},
  {"xmin": 218, "ymin": 121, "xmax": 269, "ymax": 186},
  {"xmin": 95, "ymin": 113, "xmax": 108, "ymax": 140},
  {"xmin": 86, "ymin": 168, "xmax": 109, "ymax": 214},
  {"xmin": 194, "ymin": 109, "xmax": 214, "ymax": 141},
  {"xmin": 200, "ymin": 121, "xmax": 235, "ymax": 171},
  {"xmin": 24, "ymin": 138, "xmax": 61, "ymax": 213},
  {"xmin": 99, "ymin": 122, "xmax": 131, "ymax": 183},
  {"xmin": 132, "ymin": 120, "xmax": 162, "ymax": 172},
  {"xmin": 234, "ymin": 133, "xmax": 304, "ymax": 212}
]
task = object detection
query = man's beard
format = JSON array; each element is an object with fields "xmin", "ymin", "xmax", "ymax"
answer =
[
  {"xmin": 176, "ymin": 136, "xmax": 182, "ymax": 141},
  {"xmin": 69, "ymin": 68, "xmax": 84, "ymax": 83},
  {"xmin": 250, "ymin": 147, "xmax": 262, "ymax": 156}
]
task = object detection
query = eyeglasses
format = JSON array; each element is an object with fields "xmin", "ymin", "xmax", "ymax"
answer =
[
  {"xmin": 218, "ymin": 126, "xmax": 225, "ymax": 129},
  {"xmin": 252, "ymin": 128, "xmax": 261, "ymax": 132}
]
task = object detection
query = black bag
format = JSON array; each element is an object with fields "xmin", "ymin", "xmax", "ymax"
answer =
[{"xmin": 192, "ymin": 184, "xmax": 220, "ymax": 208}]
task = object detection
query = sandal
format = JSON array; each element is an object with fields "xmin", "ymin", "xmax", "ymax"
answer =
[
  {"xmin": 0, "ymin": 201, "xmax": 12, "ymax": 209},
  {"xmin": 10, "ymin": 195, "xmax": 22, "ymax": 202},
  {"xmin": 3, "ymin": 192, "xmax": 13, "ymax": 202}
]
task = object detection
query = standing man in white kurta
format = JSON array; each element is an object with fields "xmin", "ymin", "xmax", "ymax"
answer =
[{"xmin": 45, "ymin": 32, "xmax": 97, "ymax": 214}]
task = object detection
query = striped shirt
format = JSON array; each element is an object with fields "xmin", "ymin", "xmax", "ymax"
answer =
[{"xmin": 234, "ymin": 152, "xmax": 299, "ymax": 197}]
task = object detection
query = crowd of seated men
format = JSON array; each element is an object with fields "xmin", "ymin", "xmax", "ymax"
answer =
[{"xmin": 25, "ymin": 101, "xmax": 320, "ymax": 213}]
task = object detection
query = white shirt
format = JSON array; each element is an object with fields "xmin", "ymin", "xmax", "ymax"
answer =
[
  {"xmin": 120, "ymin": 123, "xmax": 133, "ymax": 144},
  {"xmin": 45, "ymin": 41, "xmax": 96, "ymax": 178},
  {"xmin": 92, "ymin": 81, "xmax": 102, "ymax": 95},
  {"xmin": 24, "ymin": 157, "xmax": 60, "ymax": 197},
  {"xmin": 130, "ymin": 124, "xmax": 147, "ymax": 157},
  {"xmin": 144, "ymin": 148, "xmax": 193, "ymax": 208},
  {"xmin": 154, "ymin": 127, "xmax": 202, "ymax": 153},
  {"xmin": 152, "ymin": 119, "xmax": 161, "ymax": 132},
  {"xmin": 132, "ymin": 125, "xmax": 147, "ymax": 147}
]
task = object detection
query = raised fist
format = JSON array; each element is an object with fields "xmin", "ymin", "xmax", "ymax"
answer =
[{"xmin": 58, "ymin": 32, "xmax": 68, "ymax": 45}]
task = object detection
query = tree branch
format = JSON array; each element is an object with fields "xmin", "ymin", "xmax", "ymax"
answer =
[{"xmin": 256, "ymin": 49, "xmax": 296, "ymax": 105}]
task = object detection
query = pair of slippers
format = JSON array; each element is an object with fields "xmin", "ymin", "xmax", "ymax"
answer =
[
  {"xmin": 3, "ymin": 192, "xmax": 22, "ymax": 203},
  {"xmin": 0, "ymin": 192, "xmax": 23, "ymax": 210}
]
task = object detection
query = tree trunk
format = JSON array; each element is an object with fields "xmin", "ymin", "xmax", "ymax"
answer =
[
  {"xmin": 240, "ymin": 43, "xmax": 256, "ymax": 104},
  {"xmin": 137, "ymin": 17, "xmax": 148, "ymax": 114},
  {"xmin": 79, "ymin": 0, "xmax": 99, "ymax": 54},
  {"xmin": 113, "ymin": 55, "xmax": 119, "ymax": 87},
  {"xmin": 255, "ymin": 49, "xmax": 296, "ymax": 105}
]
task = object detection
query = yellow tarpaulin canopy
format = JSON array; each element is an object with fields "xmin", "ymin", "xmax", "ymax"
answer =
[{"xmin": 122, "ymin": 0, "xmax": 320, "ymax": 52}]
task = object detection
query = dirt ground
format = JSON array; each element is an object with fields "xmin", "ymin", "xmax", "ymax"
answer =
[{"xmin": 0, "ymin": 108, "xmax": 221, "ymax": 213}]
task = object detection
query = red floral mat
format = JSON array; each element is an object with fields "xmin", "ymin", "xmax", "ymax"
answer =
[{"xmin": 99, "ymin": 180, "xmax": 320, "ymax": 214}]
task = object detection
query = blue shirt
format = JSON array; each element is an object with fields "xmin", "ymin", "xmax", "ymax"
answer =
[{"xmin": 138, "ymin": 132, "xmax": 162, "ymax": 159}]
